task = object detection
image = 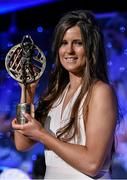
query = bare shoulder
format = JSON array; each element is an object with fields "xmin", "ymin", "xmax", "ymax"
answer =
[
  {"xmin": 92, "ymin": 81, "xmax": 116, "ymax": 100},
  {"xmin": 87, "ymin": 80, "xmax": 117, "ymax": 128},
  {"xmin": 89, "ymin": 81, "xmax": 117, "ymax": 113}
]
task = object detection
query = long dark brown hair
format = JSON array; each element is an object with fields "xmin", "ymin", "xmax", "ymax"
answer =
[{"xmin": 35, "ymin": 10, "xmax": 109, "ymax": 141}]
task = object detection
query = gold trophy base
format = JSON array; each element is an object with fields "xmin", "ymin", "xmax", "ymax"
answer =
[{"xmin": 16, "ymin": 103, "xmax": 34, "ymax": 124}]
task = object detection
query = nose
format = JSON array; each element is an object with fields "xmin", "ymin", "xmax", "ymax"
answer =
[{"xmin": 67, "ymin": 43, "xmax": 74, "ymax": 54}]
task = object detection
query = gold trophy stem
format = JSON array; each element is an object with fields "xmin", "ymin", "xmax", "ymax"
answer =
[
  {"xmin": 16, "ymin": 84, "xmax": 34, "ymax": 124},
  {"xmin": 23, "ymin": 84, "xmax": 27, "ymax": 103}
]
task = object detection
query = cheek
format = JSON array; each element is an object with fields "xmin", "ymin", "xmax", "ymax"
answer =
[
  {"xmin": 79, "ymin": 51, "xmax": 86, "ymax": 64},
  {"xmin": 80, "ymin": 59, "xmax": 86, "ymax": 69},
  {"xmin": 58, "ymin": 48, "xmax": 65, "ymax": 63},
  {"xmin": 78, "ymin": 47, "xmax": 85, "ymax": 56},
  {"xmin": 59, "ymin": 48, "xmax": 64, "ymax": 57}
]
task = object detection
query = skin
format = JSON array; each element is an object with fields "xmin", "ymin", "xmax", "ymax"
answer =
[{"xmin": 12, "ymin": 26, "xmax": 117, "ymax": 177}]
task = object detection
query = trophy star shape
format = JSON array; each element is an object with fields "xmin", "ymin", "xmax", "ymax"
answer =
[{"xmin": 5, "ymin": 35, "xmax": 46, "ymax": 124}]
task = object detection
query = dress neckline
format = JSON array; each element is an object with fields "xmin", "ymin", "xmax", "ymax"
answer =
[{"xmin": 60, "ymin": 83, "xmax": 82, "ymax": 120}]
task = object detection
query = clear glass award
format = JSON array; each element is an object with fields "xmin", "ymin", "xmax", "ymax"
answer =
[{"xmin": 5, "ymin": 35, "xmax": 46, "ymax": 124}]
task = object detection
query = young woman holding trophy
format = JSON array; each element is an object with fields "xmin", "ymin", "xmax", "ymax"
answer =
[{"xmin": 10, "ymin": 10, "xmax": 117, "ymax": 179}]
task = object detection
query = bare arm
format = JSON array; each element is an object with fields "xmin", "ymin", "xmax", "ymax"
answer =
[{"xmin": 12, "ymin": 81, "xmax": 117, "ymax": 176}]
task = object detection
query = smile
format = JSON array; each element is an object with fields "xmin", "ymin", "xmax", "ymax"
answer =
[{"xmin": 65, "ymin": 57, "xmax": 77, "ymax": 62}]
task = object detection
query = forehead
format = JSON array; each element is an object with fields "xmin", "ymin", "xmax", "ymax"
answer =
[{"xmin": 63, "ymin": 26, "xmax": 82, "ymax": 39}]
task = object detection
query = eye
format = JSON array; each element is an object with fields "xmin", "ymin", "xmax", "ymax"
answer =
[
  {"xmin": 60, "ymin": 40, "xmax": 68, "ymax": 46},
  {"xmin": 74, "ymin": 40, "xmax": 83, "ymax": 46}
]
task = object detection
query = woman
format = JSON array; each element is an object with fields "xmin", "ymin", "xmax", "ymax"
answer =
[{"xmin": 12, "ymin": 10, "xmax": 117, "ymax": 179}]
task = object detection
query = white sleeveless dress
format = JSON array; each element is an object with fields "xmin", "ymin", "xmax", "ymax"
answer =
[{"xmin": 44, "ymin": 84, "xmax": 111, "ymax": 179}]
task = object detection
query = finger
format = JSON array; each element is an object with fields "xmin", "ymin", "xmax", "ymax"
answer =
[
  {"xmin": 15, "ymin": 130, "xmax": 33, "ymax": 139},
  {"xmin": 12, "ymin": 123, "xmax": 24, "ymax": 130},
  {"xmin": 12, "ymin": 118, "xmax": 18, "ymax": 126},
  {"xmin": 15, "ymin": 129, "xmax": 25, "ymax": 135},
  {"xmin": 23, "ymin": 113, "xmax": 33, "ymax": 122}
]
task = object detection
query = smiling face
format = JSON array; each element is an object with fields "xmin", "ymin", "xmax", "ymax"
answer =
[{"xmin": 58, "ymin": 25, "xmax": 86, "ymax": 76}]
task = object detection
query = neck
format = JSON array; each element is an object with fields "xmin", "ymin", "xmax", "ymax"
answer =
[{"xmin": 69, "ymin": 73, "xmax": 82, "ymax": 90}]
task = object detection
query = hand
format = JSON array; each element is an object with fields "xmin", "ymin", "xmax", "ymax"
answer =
[{"xmin": 12, "ymin": 113, "xmax": 43, "ymax": 141}]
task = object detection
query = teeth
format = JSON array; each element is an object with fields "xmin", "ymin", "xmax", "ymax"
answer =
[{"xmin": 65, "ymin": 57, "xmax": 77, "ymax": 62}]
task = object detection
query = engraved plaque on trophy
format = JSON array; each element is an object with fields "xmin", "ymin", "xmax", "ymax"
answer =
[{"xmin": 5, "ymin": 35, "xmax": 46, "ymax": 124}]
